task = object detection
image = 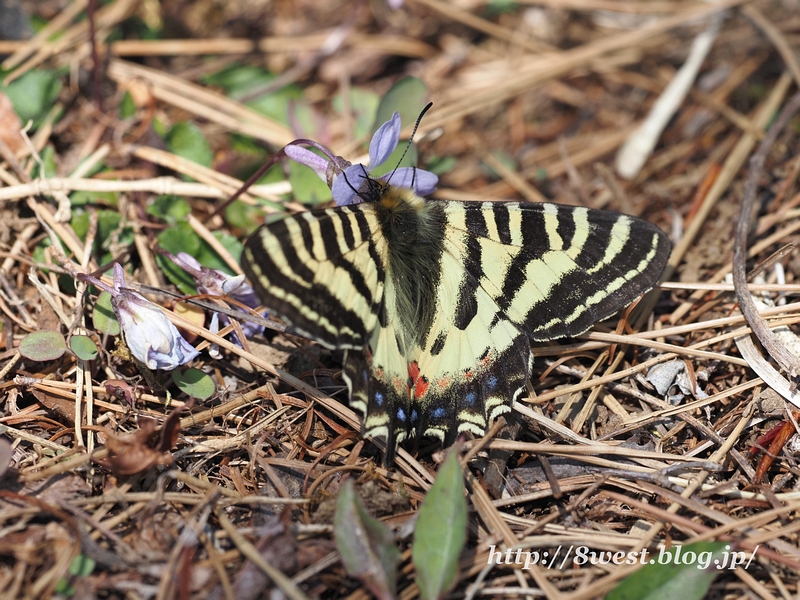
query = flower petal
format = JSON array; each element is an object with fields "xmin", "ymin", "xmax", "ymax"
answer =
[
  {"xmin": 113, "ymin": 290, "xmax": 199, "ymax": 370},
  {"xmin": 332, "ymin": 164, "xmax": 370, "ymax": 206},
  {"xmin": 175, "ymin": 252, "xmax": 202, "ymax": 272},
  {"xmin": 386, "ymin": 167, "xmax": 438, "ymax": 196},
  {"xmin": 285, "ymin": 145, "xmax": 330, "ymax": 181},
  {"xmin": 369, "ymin": 112, "xmax": 401, "ymax": 168},
  {"xmin": 113, "ymin": 263, "xmax": 126, "ymax": 291},
  {"xmin": 410, "ymin": 168, "xmax": 438, "ymax": 195}
]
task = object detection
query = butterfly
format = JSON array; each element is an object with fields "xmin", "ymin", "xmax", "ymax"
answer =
[{"xmin": 241, "ymin": 176, "xmax": 671, "ymax": 465}]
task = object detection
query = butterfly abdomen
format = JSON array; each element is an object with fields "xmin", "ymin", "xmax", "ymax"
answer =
[{"xmin": 375, "ymin": 186, "xmax": 446, "ymax": 350}]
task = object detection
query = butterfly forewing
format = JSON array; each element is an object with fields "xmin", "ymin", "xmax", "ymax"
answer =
[
  {"xmin": 243, "ymin": 206, "xmax": 387, "ymax": 349},
  {"xmin": 242, "ymin": 192, "xmax": 671, "ymax": 464},
  {"xmin": 443, "ymin": 201, "xmax": 671, "ymax": 340}
]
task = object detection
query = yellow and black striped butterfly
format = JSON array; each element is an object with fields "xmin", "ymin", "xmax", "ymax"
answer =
[{"xmin": 242, "ymin": 179, "xmax": 670, "ymax": 464}]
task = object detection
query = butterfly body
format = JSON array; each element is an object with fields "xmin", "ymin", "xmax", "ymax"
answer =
[{"xmin": 243, "ymin": 184, "xmax": 670, "ymax": 464}]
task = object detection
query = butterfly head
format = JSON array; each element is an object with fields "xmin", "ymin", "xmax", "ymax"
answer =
[{"xmin": 342, "ymin": 166, "xmax": 424, "ymax": 212}]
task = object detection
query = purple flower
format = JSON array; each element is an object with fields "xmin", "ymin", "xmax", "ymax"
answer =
[
  {"xmin": 166, "ymin": 252, "xmax": 266, "ymax": 339},
  {"xmin": 171, "ymin": 252, "xmax": 258, "ymax": 310},
  {"xmin": 286, "ymin": 112, "xmax": 438, "ymax": 206},
  {"xmin": 284, "ymin": 145, "xmax": 337, "ymax": 185},
  {"xmin": 283, "ymin": 141, "xmax": 351, "ymax": 189},
  {"xmin": 84, "ymin": 264, "xmax": 199, "ymax": 370}
]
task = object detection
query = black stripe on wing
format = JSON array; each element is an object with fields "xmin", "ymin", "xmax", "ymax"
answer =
[
  {"xmin": 522, "ymin": 207, "xmax": 670, "ymax": 340},
  {"xmin": 450, "ymin": 201, "xmax": 671, "ymax": 341},
  {"xmin": 242, "ymin": 206, "xmax": 386, "ymax": 349}
]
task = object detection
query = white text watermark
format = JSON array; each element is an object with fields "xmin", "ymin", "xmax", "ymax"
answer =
[{"xmin": 487, "ymin": 544, "xmax": 758, "ymax": 571}]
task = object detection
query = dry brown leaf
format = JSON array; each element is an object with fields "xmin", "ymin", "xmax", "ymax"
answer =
[{"xmin": 0, "ymin": 92, "xmax": 27, "ymax": 155}]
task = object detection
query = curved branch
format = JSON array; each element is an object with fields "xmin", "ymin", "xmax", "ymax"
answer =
[{"xmin": 733, "ymin": 89, "xmax": 800, "ymax": 378}]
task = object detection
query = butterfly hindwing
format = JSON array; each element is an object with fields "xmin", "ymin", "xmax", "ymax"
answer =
[
  {"xmin": 388, "ymin": 200, "xmax": 670, "ymax": 449},
  {"xmin": 243, "ymin": 191, "xmax": 671, "ymax": 464}
]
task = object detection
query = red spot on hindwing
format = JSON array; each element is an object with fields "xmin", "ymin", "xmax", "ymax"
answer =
[{"xmin": 408, "ymin": 361, "xmax": 430, "ymax": 399}]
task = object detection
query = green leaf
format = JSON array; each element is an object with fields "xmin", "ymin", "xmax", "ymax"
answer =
[
  {"xmin": 426, "ymin": 155, "xmax": 457, "ymax": 176},
  {"xmin": 1, "ymin": 69, "xmax": 62, "ymax": 125},
  {"xmin": 413, "ymin": 451, "xmax": 467, "ymax": 600},
  {"xmin": 19, "ymin": 331, "xmax": 67, "ymax": 361},
  {"xmin": 71, "ymin": 210, "xmax": 113, "ymax": 240},
  {"xmin": 166, "ymin": 122, "xmax": 213, "ymax": 169},
  {"xmin": 246, "ymin": 89, "xmax": 304, "ymax": 126},
  {"xmin": 153, "ymin": 117, "xmax": 167, "ymax": 138},
  {"xmin": 156, "ymin": 223, "xmax": 201, "ymax": 295},
  {"xmin": 205, "ymin": 64, "xmax": 305, "ymax": 125},
  {"xmin": 487, "ymin": 0, "xmax": 519, "ymax": 15},
  {"xmin": 30, "ymin": 15, "xmax": 48, "ymax": 33},
  {"xmin": 55, "ymin": 553, "xmax": 96, "ymax": 596},
  {"xmin": 374, "ymin": 77, "xmax": 428, "ymax": 134},
  {"xmin": 120, "ymin": 91, "xmax": 136, "ymax": 119},
  {"xmin": 70, "ymin": 335, "xmax": 98, "ymax": 361},
  {"xmin": 288, "ymin": 159, "xmax": 332, "ymax": 205},
  {"xmin": 225, "ymin": 200, "xmax": 264, "ymax": 233},
  {"xmin": 212, "ymin": 230, "xmax": 243, "ymax": 264},
  {"xmin": 70, "ymin": 209, "xmax": 134, "ymax": 266},
  {"xmin": 157, "ymin": 221, "xmax": 201, "ymax": 257},
  {"xmin": 70, "ymin": 190, "xmax": 116, "ymax": 208},
  {"xmin": 334, "ymin": 480, "xmax": 400, "ymax": 600},
  {"xmin": 146, "ymin": 194, "xmax": 191, "ymax": 223},
  {"xmin": 229, "ymin": 133, "xmax": 267, "ymax": 156},
  {"xmin": 69, "ymin": 554, "xmax": 96, "ymax": 577},
  {"xmin": 93, "ymin": 291, "xmax": 120, "ymax": 336},
  {"xmin": 204, "ymin": 64, "xmax": 274, "ymax": 97},
  {"xmin": 31, "ymin": 145, "xmax": 57, "ymax": 179},
  {"xmin": 171, "ymin": 368, "xmax": 215, "ymax": 400},
  {"xmin": 54, "ymin": 578, "xmax": 74, "ymax": 596},
  {"xmin": 607, "ymin": 542, "xmax": 730, "ymax": 600},
  {"xmin": 333, "ymin": 88, "xmax": 380, "ymax": 140}
]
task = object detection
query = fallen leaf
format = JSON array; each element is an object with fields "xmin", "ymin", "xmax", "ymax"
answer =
[
  {"xmin": 413, "ymin": 450, "xmax": 467, "ymax": 600},
  {"xmin": 103, "ymin": 379, "xmax": 137, "ymax": 406},
  {"xmin": 607, "ymin": 542, "xmax": 729, "ymax": 600},
  {"xmin": 95, "ymin": 399, "xmax": 193, "ymax": 476},
  {"xmin": 334, "ymin": 480, "xmax": 400, "ymax": 600},
  {"xmin": 0, "ymin": 439, "xmax": 12, "ymax": 478},
  {"xmin": 228, "ymin": 509, "xmax": 298, "ymax": 600},
  {"xmin": 32, "ymin": 387, "xmax": 75, "ymax": 424},
  {"xmin": 0, "ymin": 92, "xmax": 27, "ymax": 155}
]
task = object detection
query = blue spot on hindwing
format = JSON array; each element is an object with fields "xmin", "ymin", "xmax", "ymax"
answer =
[
  {"xmin": 411, "ymin": 409, "xmax": 419, "ymax": 424},
  {"xmin": 374, "ymin": 391, "xmax": 384, "ymax": 406},
  {"xmin": 487, "ymin": 375, "xmax": 498, "ymax": 390},
  {"xmin": 397, "ymin": 407, "xmax": 407, "ymax": 422},
  {"xmin": 432, "ymin": 407, "xmax": 446, "ymax": 420},
  {"xmin": 465, "ymin": 391, "xmax": 477, "ymax": 405}
]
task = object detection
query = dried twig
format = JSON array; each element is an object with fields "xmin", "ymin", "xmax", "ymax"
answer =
[{"xmin": 732, "ymin": 90, "xmax": 800, "ymax": 379}]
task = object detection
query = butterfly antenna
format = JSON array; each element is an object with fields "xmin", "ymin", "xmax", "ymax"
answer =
[
  {"xmin": 386, "ymin": 102, "xmax": 433, "ymax": 186},
  {"xmin": 362, "ymin": 163, "xmax": 382, "ymax": 200},
  {"xmin": 341, "ymin": 163, "xmax": 380, "ymax": 203}
]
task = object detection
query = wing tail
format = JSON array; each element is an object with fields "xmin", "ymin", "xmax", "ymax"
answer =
[{"xmin": 343, "ymin": 344, "xmax": 412, "ymax": 466}]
